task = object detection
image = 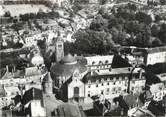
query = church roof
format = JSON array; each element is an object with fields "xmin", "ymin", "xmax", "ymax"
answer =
[
  {"xmin": 61, "ymin": 54, "xmax": 76, "ymax": 64},
  {"xmin": 51, "ymin": 61, "xmax": 87, "ymax": 78},
  {"xmin": 51, "ymin": 54, "xmax": 87, "ymax": 79}
]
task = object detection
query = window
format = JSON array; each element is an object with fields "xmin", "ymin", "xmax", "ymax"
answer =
[
  {"xmin": 74, "ymin": 87, "xmax": 79, "ymax": 97},
  {"xmin": 99, "ymin": 61, "xmax": 102, "ymax": 65},
  {"xmin": 112, "ymin": 88, "xmax": 116, "ymax": 93},
  {"xmin": 96, "ymin": 80, "xmax": 99, "ymax": 87},
  {"xmin": 105, "ymin": 60, "xmax": 109, "ymax": 64},
  {"xmin": 109, "ymin": 68, "xmax": 112, "ymax": 72},
  {"xmin": 101, "ymin": 90, "xmax": 104, "ymax": 94},
  {"xmin": 92, "ymin": 61, "xmax": 95, "ymax": 65},
  {"xmin": 88, "ymin": 91, "xmax": 90, "ymax": 97},
  {"xmin": 101, "ymin": 83, "xmax": 104, "ymax": 86},
  {"xmin": 107, "ymin": 78, "xmax": 110, "ymax": 81},
  {"xmin": 88, "ymin": 94, "xmax": 90, "ymax": 97},
  {"xmin": 107, "ymin": 82, "xmax": 110, "ymax": 85},
  {"xmin": 118, "ymin": 87, "xmax": 121, "ymax": 91},
  {"xmin": 132, "ymin": 80, "xmax": 135, "ymax": 84},
  {"xmin": 58, "ymin": 44, "xmax": 62, "ymax": 48},
  {"xmin": 88, "ymin": 85, "xmax": 91, "ymax": 88}
]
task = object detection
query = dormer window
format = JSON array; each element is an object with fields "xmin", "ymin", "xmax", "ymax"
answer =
[
  {"xmin": 101, "ymin": 78, "xmax": 104, "ymax": 83},
  {"xmin": 105, "ymin": 60, "xmax": 109, "ymax": 64},
  {"xmin": 88, "ymin": 80, "xmax": 91, "ymax": 84},
  {"xmin": 92, "ymin": 61, "xmax": 95, "ymax": 65},
  {"xmin": 99, "ymin": 61, "xmax": 102, "ymax": 65},
  {"xmin": 107, "ymin": 78, "xmax": 110, "ymax": 82}
]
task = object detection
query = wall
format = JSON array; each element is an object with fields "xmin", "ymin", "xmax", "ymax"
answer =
[{"xmin": 146, "ymin": 51, "xmax": 166, "ymax": 65}]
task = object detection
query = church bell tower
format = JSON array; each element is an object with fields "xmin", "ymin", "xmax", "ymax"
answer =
[{"xmin": 55, "ymin": 32, "xmax": 64, "ymax": 62}]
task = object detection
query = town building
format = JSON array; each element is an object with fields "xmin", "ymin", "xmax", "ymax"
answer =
[
  {"xmin": 121, "ymin": 46, "xmax": 166, "ymax": 66},
  {"xmin": 144, "ymin": 46, "xmax": 166, "ymax": 65},
  {"xmin": 61, "ymin": 67, "xmax": 145, "ymax": 103}
]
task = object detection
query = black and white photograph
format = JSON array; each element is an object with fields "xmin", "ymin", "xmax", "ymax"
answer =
[{"xmin": 0, "ymin": 0, "xmax": 166, "ymax": 116}]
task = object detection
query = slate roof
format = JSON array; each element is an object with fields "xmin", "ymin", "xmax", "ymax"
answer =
[
  {"xmin": 56, "ymin": 103, "xmax": 86, "ymax": 117},
  {"xmin": 123, "ymin": 94, "xmax": 143, "ymax": 108},
  {"xmin": 82, "ymin": 67, "xmax": 144, "ymax": 83},
  {"xmin": 51, "ymin": 54, "xmax": 87, "ymax": 79},
  {"xmin": 61, "ymin": 54, "xmax": 76, "ymax": 64},
  {"xmin": 145, "ymin": 46, "xmax": 166, "ymax": 54},
  {"xmin": 22, "ymin": 88, "xmax": 43, "ymax": 105},
  {"xmin": 25, "ymin": 67, "xmax": 42, "ymax": 77}
]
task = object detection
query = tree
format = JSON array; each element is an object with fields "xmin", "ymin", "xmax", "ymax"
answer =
[
  {"xmin": 160, "ymin": 0, "xmax": 166, "ymax": 5},
  {"xmin": 135, "ymin": 12, "xmax": 152, "ymax": 25},
  {"xmin": 73, "ymin": 29, "xmax": 115, "ymax": 54},
  {"xmin": 151, "ymin": 24, "xmax": 160, "ymax": 37},
  {"xmin": 158, "ymin": 23, "xmax": 166, "ymax": 44},
  {"xmin": 90, "ymin": 14, "xmax": 108, "ymax": 31}
]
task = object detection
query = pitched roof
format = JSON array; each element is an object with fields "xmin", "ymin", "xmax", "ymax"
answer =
[
  {"xmin": 22, "ymin": 88, "xmax": 43, "ymax": 105},
  {"xmin": 61, "ymin": 54, "xmax": 76, "ymax": 64},
  {"xmin": 146, "ymin": 46, "xmax": 166, "ymax": 54},
  {"xmin": 123, "ymin": 94, "xmax": 143, "ymax": 108},
  {"xmin": 82, "ymin": 67, "xmax": 144, "ymax": 83},
  {"xmin": 57, "ymin": 103, "xmax": 86, "ymax": 117},
  {"xmin": 25, "ymin": 67, "xmax": 42, "ymax": 77}
]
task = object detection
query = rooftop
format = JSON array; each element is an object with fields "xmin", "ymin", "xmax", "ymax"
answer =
[{"xmin": 146, "ymin": 46, "xmax": 166, "ymax": 54}]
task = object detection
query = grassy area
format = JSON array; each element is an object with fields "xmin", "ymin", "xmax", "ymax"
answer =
[{"xmin": 2, "ymin": 4, "xmax": 51, "ymax": 17}]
